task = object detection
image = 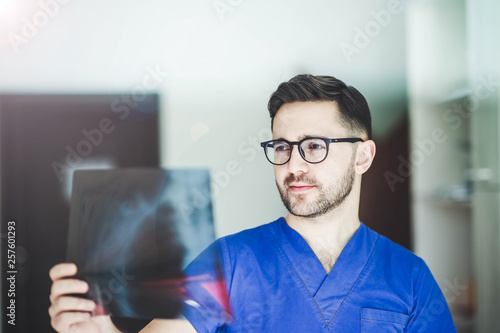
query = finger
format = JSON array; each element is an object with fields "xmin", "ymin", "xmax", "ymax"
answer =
[
  {"xmin": 50, "ymin": 279, "xmax": 89, "ymax": 303},
  {"xmin": 49, "ymin": 296, "xmax": 96, "ymax": 318},
  {"xmin": 50, "ymin": 263, "xmax": 78, "ymax": 282},
  {"xmin": 51, "ymin": 311, "xmax": 91, "ymax": 333}
]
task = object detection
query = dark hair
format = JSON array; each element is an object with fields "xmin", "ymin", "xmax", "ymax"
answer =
[{"xmin": 268, "ymin": 74, "xmax": 372, "ymax": 139}]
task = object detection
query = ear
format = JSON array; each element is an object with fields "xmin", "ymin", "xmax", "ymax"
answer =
[{"xmin": 354, "ymin": 140, "xmax": 376, "ymax": 175}]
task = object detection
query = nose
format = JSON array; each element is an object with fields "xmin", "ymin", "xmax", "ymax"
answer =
[{"xmin": 287, "ymin": 145, "xmax": 309, "ymax": 175}]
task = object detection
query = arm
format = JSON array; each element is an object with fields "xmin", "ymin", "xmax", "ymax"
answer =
[
  {"xmin": 140, "ymin": 319, "xmax": 196, "ymax": 332},
  {"xmin": 405, "ymin": 260, "xmax": 457, "ymax": 332}
]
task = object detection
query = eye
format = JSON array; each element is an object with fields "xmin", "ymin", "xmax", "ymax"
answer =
[
  {"xmin": 305, "ymin": 140, "xmax": 326, "ymax": 150},
  {"xmin": 274, "ymin": 143, "xmax": 290, "ymax": 152},
  {"xmin": 309, "ymin": 143, "xmax": 324, "ymax": 150}
]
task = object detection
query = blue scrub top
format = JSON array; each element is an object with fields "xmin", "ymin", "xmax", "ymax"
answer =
[{"xmin": 182, "ymin": 218, "xmax": 457, "ymax": 332}]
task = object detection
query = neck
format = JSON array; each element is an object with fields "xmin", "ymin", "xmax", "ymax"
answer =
[{"xmin": 284, "ymin": 188, "xmax": 361, "ymax": 274}]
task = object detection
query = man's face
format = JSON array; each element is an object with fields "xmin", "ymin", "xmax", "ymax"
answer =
[{"xmin": 272, "ymin": 101, "xmax": 357, "ymax": 218}]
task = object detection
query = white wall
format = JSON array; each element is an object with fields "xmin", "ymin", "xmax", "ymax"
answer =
[{"xmin": 0, "ymin": 0, "xmax": 407, "ymax": 237}]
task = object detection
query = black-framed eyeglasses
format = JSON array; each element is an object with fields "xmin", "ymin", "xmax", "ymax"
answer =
[{"xmin": 260, "ymin": 137, "xmax": 363, "ymax": 165}]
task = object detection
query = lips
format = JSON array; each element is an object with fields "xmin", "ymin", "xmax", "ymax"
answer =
[{"xmin": 288, "ymin": 184, "xmax": 316, "ymax": 192}]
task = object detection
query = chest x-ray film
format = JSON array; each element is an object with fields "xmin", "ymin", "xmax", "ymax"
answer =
[{"xmin": 66, "ymin": 168, "xmax": 228, "ymax": 320}]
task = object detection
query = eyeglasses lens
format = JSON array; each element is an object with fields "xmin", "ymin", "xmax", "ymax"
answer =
[{"xmin": 265, "ymin": 139, "xmax": 328, "ymax": 165}]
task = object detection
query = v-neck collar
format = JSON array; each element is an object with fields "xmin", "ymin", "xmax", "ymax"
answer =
[{"xmin": 270, "ymin": 217, "xmax": 379, "ymax": 327}]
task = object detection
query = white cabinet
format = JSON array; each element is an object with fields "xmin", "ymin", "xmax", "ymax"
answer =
[{"xmin": 407, "ymin": 0, "xmax": 500, "ymax": 331}]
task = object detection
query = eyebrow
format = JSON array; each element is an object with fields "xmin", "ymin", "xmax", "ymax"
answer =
[
  {"xmin": 297, "ymin": 134, "xmax": 327, "ymax": 141},
  {"xmin": 274, "ymin": 134, "xmax": 330, "ymax": 142}
]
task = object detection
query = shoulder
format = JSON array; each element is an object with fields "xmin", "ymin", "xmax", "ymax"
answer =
[
  {"xmin": 366, "ymin": 225, "xmax": 450, "ymax": 311},
  {"xmin": 363, "ymin": 224, "xmax": 425, "ymax": 278},
  {"xmin": 361, "ymin": 225, "xmax": 445, "ymax": 309},
  {"xmin": 365, "ymin": 224, "xmax": 421, "ymax": 262},
  {"xmin": 361, "ymin": 225, "xmax": 456, "ymax": 331},
  {"xmin": 186, "ymin": 218, "xmax": 282, "ymax": 271},
  {"xmin": 214, "ymin": 218, "xmax": 283, "ymax": 268},
  {"xmin": 218, "ymin": 218, "xmax": 281, "ymax": 249}
]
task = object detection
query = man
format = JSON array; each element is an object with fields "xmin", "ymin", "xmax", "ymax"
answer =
[{"xmin": 49, "ymin": 74, "xmax": 457, "ymax": 332}]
